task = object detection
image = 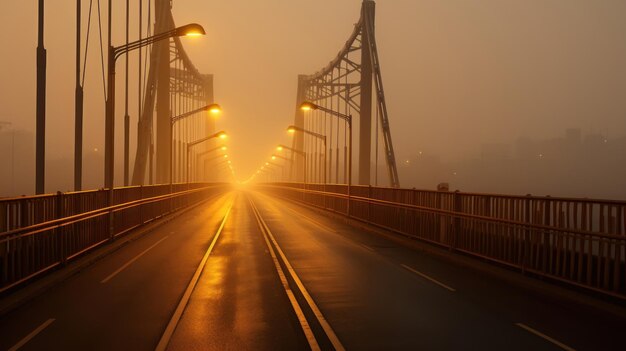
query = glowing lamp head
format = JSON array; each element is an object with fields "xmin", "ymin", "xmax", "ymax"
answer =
[
  {"xmin": 299, "ymin": 101, "xmax": 318, "ymax": 111},
  {"xmin": 265, "ymin": 162, "xmax": 269, "ymax": 166},
  {"xmin": 216, "ymin": 131, "xmax": 227, "ymax": 139},
  {"xmin": 271, "ymin": 156, "xmax": 276, "ymax": 160},
  {"xmin": 277, "ymin": 146, "xmax": 283, "ymax": 151},
  {"xmin": 221, "ymin": 146, "xmax": 227, "ymax": 151},
  {"xmin": 287, "ymin": 126, "xmax": 297, "ymax": 134},
  {"xmin": 177, "ymin": 23, "xmax": 206, "ymax": 37},
  {"xmin": 224, "ymin": 155, "xmax": 228, "ymax": 158},
  {"xmin": 206, "ymin": 104, "xmax": 222, "ymax": 114}
]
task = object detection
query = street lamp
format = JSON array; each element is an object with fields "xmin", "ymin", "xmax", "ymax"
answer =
[
  {"xmin": 300, "ymin": 101, "xmax": 352, "ymax": 214},
  {"xmin": 265, "ymin": 162, "xmax": 284, "ymax": 182},
  {"xmin": 105, "ymin": 23, "xmax": 206, "ymax": 191},
  {"xmin": 170, "ymin": 105, "xmax": 222, "ymax": 187},
  {"xmin": 287, "ymin": 125, "xmax": 327, "ymax": 185},
  {"xmin": 277, "ymin": 144, "xmax": 307, "ymax": 184},
  {"xmin": 186, "ymin": 131, "xmax": 228, "ymax": 183}
]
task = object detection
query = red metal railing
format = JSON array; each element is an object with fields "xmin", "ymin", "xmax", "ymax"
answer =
[
  {"xmin": 0, "ymin": 183, "xmax": 228, "ymax": 293},
  {"xmin": 259, "ymin": 183, "xmax": 626, "ymax": 299}
]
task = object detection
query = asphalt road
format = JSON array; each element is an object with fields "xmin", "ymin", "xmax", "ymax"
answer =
[{"xmin": 0, "ymin": 189, "xmax": 624, "ymax": 350}]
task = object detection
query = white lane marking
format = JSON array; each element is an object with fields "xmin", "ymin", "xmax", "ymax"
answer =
[
  {"xmin": 249, "ymin": 197, "xmax": 346, "ymax": 351},
  {"xmin": 400, "ymin": 264, "xmax": 456, "ymax": 292},
  {"xmin": 359, "ymin": 244, "xmax": 375, "ymax": 252},
  {"xmin": 101, "ymin": 236, "xmax": 169, "ymax": 283},
  {"xmin": 9, "ymin": 318, "xmax": 55, "ymax": 351},
  {"xmin": 254, "ymin": 207, "xmax": 321, "ymax": 351},
  {"xmin": 516, "ymin": 323, "xmax": 576, "ymax": 351},
  {"xmin": 155, "ymin": 200, "xmax": 234, "ymax": 351}
]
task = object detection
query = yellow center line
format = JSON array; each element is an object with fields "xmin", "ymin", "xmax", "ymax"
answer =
[
  {"xmin": 155, "ymin": 197, "xmax": 235, "ymax": 351},
  {"xmin": 249, "ymin": 195, "xmax": 346, "ymax": 351},
  {"xmin": 249, "ymin": 197, "xmax": 321, "ymax": 351}
]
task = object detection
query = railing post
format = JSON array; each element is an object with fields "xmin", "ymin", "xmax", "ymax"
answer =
[
  {"xmin": 139, "ymin": 185, "xmax": 144, "ymax": 225},
  {"xmin": 522, "ymin": 194, "xmax": 531, "ymax": 274},
  {"xmin": 56, "ymin": 191, "xmax": 66, "ymax": 266},
  {"xmin": 367, "ymin": 185, "xmax": 372, "ymax": 222},
  {"xmin": 451, "ymin": 190, "xmax": 461, "ymax": 251},
  {"xmin": 1, "ymin": 201, "xmax": 8, "ymax": 285},
  {"xmin": 108, "ymin": 187, "xmax": 115, "ymax": 241}
]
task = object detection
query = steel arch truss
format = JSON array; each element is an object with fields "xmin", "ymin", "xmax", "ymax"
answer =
[
  {"xmin": 293, "ymin": 0, "xmax": 399, "ymax": 187},
  {"xmin": 131, "ymin": 1, "xmax": 214, "ymax": 185}
]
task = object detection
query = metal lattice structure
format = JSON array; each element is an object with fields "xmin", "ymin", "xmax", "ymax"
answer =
[
  {"xmin": 131, "ymin": 0, "xmax": 214, "ymax": 185},
  {"xmin": 292, "ymin": 0, "xmax": 399, "ymax": 187}
]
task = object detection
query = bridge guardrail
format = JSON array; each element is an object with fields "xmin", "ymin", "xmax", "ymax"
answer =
[
  {"xmin": 258, "ymin": 182, "xmax": 626, "ymax": 300},
  {"xmin": 0, "ymin": 183, "xmax": 228, "ymax": 293}
]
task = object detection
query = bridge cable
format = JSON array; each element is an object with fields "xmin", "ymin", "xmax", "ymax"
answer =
[
  {"xmin": 80, "ymin": 0, "xmax": 94, "ymax": 87},
  {"xmin": 96, "ymin": 0, "xmax": 107, "ymax": 101}
]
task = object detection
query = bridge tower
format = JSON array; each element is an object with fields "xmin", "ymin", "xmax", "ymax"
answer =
[
  {"xmin": 292, "ymin": 0, "xmax": 399, "ymax": 187},
  {"xmin": 131, "ymin": 0, "xmax": 214, "ymax": 185}
]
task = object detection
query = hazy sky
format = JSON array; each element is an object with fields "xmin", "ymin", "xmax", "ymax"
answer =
[{"xmin": 1, "ymin": 0, "xmax": 625, "ymax": 187}]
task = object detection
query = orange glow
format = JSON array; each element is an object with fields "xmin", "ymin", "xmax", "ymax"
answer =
[
  {"xmin": 271, "ymin": 156, "xmax": 276, "ymax": 160},
  {"xmin": 177, "ymin": 23, "xmax": 206, "ymax": 37},
  {"xmin": 299, "ymin": 101, "xmax": 317, "ymax": 111},
  {"xmin": 207, "ymin": 104, "xmax": 222, "ymax": 114},
  {"xmin": 277, "ymin": 146, "xmax": 283, "ymax": 151},
  {"xmin": 221, "ymin": 146, "xmax": 227, "ymax": 150}
]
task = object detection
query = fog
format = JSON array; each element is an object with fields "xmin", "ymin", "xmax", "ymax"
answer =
[{"xmin": 1, "ymin": 0, "xmax": 625, "ymax": 199}]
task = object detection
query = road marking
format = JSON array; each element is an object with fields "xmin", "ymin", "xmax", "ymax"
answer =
[
  {"xmin": 255, "ymin": 209, "xmax": 321, "ymax": 351},
  {"xmin": 101, "ymin": 236, "xmax": 169, "ymax": 283},
  {"xmin": 360, "ymin": 243, "xmax": 375, "ymax": 252},
  {"xmin": 515, "ymin": 323, "xmax": 576, "ymax": 351},
  {"xmin": 278, "ymin": 199, "xmax": 336, "ymax": 233},
  {"xmin": 249, "ymin": 197, "xmax": 346, "ymax": 351},
  {"xmin": 155, "ymin": 200, "xmax": 234, "ymax": 351},
  {"xmin": 400, "ymin": 264, "xmax": 456, "ymax": 292},
  {"xmin": 9, "ymin": 318, "xmax": 55, "ymax": 351}
]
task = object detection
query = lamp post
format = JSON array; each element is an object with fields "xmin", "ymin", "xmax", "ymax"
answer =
[
  {"xmin": 264, "ymin": 162, "xmax": 284, "ymax": 182},
  {"xmin": 105, "ymin": 23, "xmax": 206, "ymax": 192},
  {"xmin": 272, "ymin": 154, "xmax": 292, "ymax": 182},
  {"xmin": 287, "ymin": 125, "xmax": 326, "ymax": 184},
  {"xmin": 36, "ymin": 0, "xmax": 46, "ymax": 194},
  {"xmin": 185, "ymin": 131, "xmax": 227, "ymax": 184},
  {"xmin": 300, "ymin": 101, "xmax": 352, "ymax": 215},
  {"xmin": 170, "ymin": 104, "xmax": 221, "ymax": 186},
  {"xmin": 195, "ymin": 145, "xmax": 227, "ymax": 181},
  {"xmin": 277, "ymin": 144, "xmax": 307, "ymax": 185}
]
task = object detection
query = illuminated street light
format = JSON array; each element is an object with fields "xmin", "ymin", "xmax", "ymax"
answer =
[
  {"xmin": 186, "ymin": 131, "xmax": 228, "ymax": 183},
  {"xmin": 300, "ymin": 101, "xmax": 352, "ymax": 213},
  {"xmin": 170, "ymin": 105, "xmax": 222, "ymax": 185},
  {"xmin": 276, "ymin": 144, "xmax": 307, "ymax": 184},
  {"xmin": 105, "ymin": 23, "xmax": 206, "ymax": 191},
  {"xmin": 287, "ymin": 125, "xmax": 327, "ymax": 185}
]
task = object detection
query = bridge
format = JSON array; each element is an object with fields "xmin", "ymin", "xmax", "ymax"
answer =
[{"xmin": 1, "ymin": 1, "xmax": 625, "ymax": 350}]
